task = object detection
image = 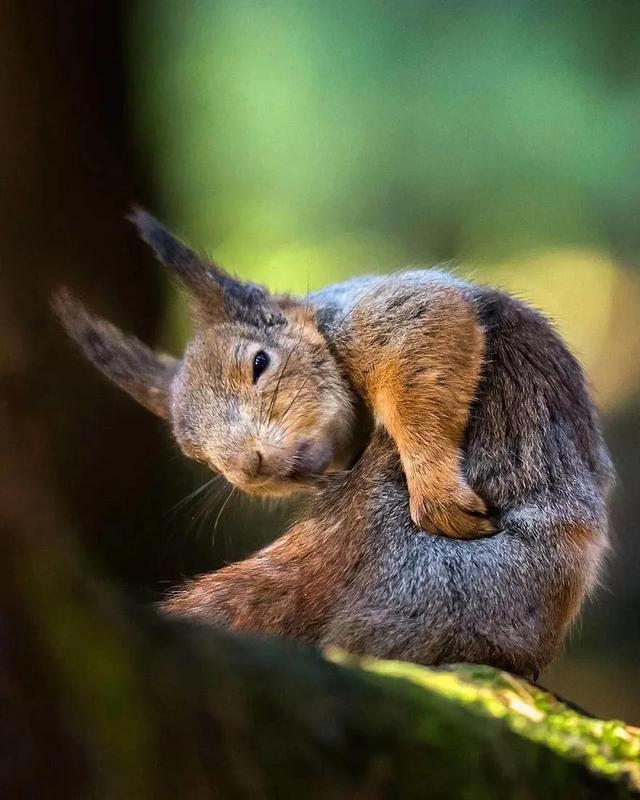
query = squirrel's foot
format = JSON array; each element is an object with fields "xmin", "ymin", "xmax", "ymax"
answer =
[{"xmin": 409, "ymin": 482, "xmax": 495, "ymax": 539}]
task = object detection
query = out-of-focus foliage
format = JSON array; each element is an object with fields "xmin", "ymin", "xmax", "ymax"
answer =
[
  {"xmin": 130, "ymin": 1, "xmax": 640, "ymax": 267},
  {"xmin": 125, "ymin": 1, "xmax": 640, "ymax": 722}
]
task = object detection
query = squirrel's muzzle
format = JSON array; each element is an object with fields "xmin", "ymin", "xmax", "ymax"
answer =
[{"xmin": 223, "ymin": 438, "xmax": 332, "ymax": 494}]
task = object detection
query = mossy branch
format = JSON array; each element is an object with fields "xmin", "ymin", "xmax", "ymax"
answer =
[{"xmin": 8, "ymin": 530, "xmax": 639, "ymax": 799}]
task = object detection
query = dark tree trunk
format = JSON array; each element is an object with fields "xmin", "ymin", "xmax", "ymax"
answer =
[{"xmin": 0, "ymin": 2, "xmax": 185, "ymax": 592}]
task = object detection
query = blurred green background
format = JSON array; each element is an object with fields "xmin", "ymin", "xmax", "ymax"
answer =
[{"xmin": 5, "ymin": 1, "xmax": 638, "ymax": 726}]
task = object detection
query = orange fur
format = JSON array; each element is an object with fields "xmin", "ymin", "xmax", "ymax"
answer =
[{"xmin": 549, "ymin": 522, "xmax": 600, "ymax": 637}]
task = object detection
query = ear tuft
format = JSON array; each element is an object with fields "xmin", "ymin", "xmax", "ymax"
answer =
[
  {"xmin": 52, "ymin": 288, "xmax": 177, "ymax": 419},
  {"xmin": 128, "ymin": 207, "xmax": 287, "ymax": 329},
  {"xmin": 128, "ymin": 207, "xmax": 211, "ymax": 295}
]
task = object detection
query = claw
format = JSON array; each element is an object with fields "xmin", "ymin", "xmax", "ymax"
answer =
[{"xmin": 409, "ymin": 485, "xmax": 496, "ymax": 539}]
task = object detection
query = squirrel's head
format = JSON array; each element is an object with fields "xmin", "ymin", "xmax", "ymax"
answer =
[{"xmin": 54, "ymin": 210, "xmax": 357, "ymax": 496}]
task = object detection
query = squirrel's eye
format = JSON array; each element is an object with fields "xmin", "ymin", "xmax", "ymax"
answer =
[{"xmin": 252, "ymin": 350, "xmax": 270, "ymax": 383}]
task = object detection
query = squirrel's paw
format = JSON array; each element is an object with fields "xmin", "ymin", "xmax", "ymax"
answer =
[{"xmin": 409, "ymin": 483, "xmax": 495, "ymax": 539}]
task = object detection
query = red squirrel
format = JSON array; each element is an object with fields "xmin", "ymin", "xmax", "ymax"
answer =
[{"xmin": 54, "ymin": 211, "xmax": 613, "ymax": 675}]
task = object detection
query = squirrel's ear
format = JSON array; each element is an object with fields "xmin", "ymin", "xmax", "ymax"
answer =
[
  {"xmin": 129, "ymin": 207, "xmax": 219, "ymax": 299},
  {"xmin": 129, "ymin": 207, "xmax": 285, "ymax": 328},
  {"xmin": 52, "ymin": 289, "xmax": 177, "ymax": 419}
]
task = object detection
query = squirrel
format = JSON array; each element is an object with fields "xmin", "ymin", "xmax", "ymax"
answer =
[{"xmin": 54, "ymin": 211, "xmax": 614, "ymax": 676}]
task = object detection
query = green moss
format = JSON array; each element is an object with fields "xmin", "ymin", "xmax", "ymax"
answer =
[{"xmin": 329, "ymin": 650, "xmax": 640, "ymax": 793}]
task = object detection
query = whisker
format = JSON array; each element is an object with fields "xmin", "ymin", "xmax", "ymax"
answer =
[
  {"xmin": 266, "ymin": 294, "xmax": 312, "ymax": 426},
  {"xmin": 270, "ymin": 376, "xmax": 333, "ymax": 443},
  {"xmin": 181, "ymin": 477, "xmax": 226, "ymax": 541},
  {"xmin": 258, "ymin": 380, "xmax": 267, "ymax": 433},
  {"xmin": 277, "ymin": 374, "xmax": 312, "ymax": 431},
  {"xmin": 265, "ymin": 344, "xmax": 296, "ymax": 427},
  {"xmin": 193, "ymin": 480, "xmax": 224, "ymax": 542},
  {"xmin": 163, "ymin": 474, "xmax": 221, "ymax": 521},
  {"xmin": 213, "ymin": 485, "xmax": 236, "ymax": 537}
]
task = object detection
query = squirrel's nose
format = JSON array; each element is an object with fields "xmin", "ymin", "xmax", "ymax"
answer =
[{"xmin": 233, "ymin": 449, "xmax": 263, "ymax": 481}]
